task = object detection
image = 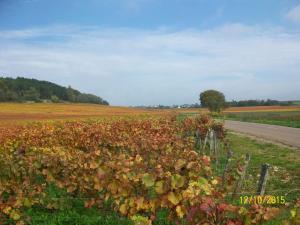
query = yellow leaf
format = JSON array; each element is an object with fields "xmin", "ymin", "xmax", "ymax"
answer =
[
  {"xmin": 42, "ymin": 169, "xmax": 48, "ymax": 175},
  {"xmin": 3, "ymin": 206, "xmax": 12, "ymax": 215},
  {"xmin": 9, "ymin": 210, "xmax": 21, "ymax": 221},
  {"xmin": 174, "ymin": 159, "xmax": 186, "ymax": 171},
  {"xmin": 186, "ymin": 161, "xmax": 196, "ymax": 169},
  {"xmin": 155, "ymin": 181, "xmax": 166, "ymax": 194},
  {"xmin": 149, "ymin": 200, "xmax": 156, "ymax": 212},
  {"xmin": 90, "ymin": 162, "xmax": 98, "ymax": 169},
  {"xmin": 136, "ymin": 197, "xmax": 145, "ymax": 210},
  {"xmin": 95, "ymin": 150, "xmax": 101, "ymax": 156},
  {"xmin": 108, "ymin": 182, "xmax": 118, "ymax": 194},
  {"xmin": 94, "ymin": 183, "xmax": 103, "ymax": 191},
  {"xmin": 188, "ymin": 171, "xmax": 198, "ymax": 178},
  {"xmin": 238, "ymin": 207, "xmax": 248, "ymax": 215},
  {"xmin": 67, "ymin": 186, "xmax": 76, "ymax": 193},
  {"xmin": 119, "ymin": 204, "xmax": 128, "ymax": 215},
  {"xmin": 290, "ymin": 209, "xmax": 296, "ymax": 218},
  {"xmin": 211, "ymin": 179, "xmax": 218, "ymax": 185},
  {"xmin": 105, "ymin": 193, "xmax": 110, "ymax": 201},
  {"xmin": 16, "ymin": 221, "xmax": 25, "ymax": 225},
  {"xmin": 15, "ymin": 199, "xmax": 22, "ymax": 208},
  {"xmin": 176, "ymin": 205, "xmax": 185, "ymax": 218},
  {"xmin": 135, "ymin": 154, "xmax": 143, "ymax": 163},
  {"xmin": 129, "ymin": 207, "xmax": 137, "ymax": 215},
  {"xmin": 167, "ymin": 192, "xmax": 180, "ymax": 205},
  {"xmin": 120, "ymin": 188, "xmax": 129, "ymax": 197}
]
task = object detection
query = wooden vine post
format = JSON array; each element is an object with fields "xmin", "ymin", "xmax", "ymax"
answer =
[
  {"xmin": 222, "ymin": 150, "xmax": 233, "ymax": 185},
  {"xmin": 195, "ymin": 128, "xmax": 201, "ymax": 152},
  {"xmin": 213, "ymin": 130, "xmax": 219, "ymax": 164},
  {"xmin": 209, "ymin": 129, "xmax": 214, "ymax": 156},
  {"xmin": 257, "ymin": 164, "xmax": 270, "ymax": 196},
  {"xmin": 232, "ymin": 153, "xmax": 251, "ymax": 199},
  {"xmin": 202, "ymin": 130, "xmax": 209, "ymax": 152}
]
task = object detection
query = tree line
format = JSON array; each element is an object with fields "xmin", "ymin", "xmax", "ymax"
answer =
[
  {"xmin": 0, "ymin": 77, "xmax": 109, "ymax": 105},
  {"xmin": 227, "ymin": 99, "xmax": 293, "ymax": 107},
  {"xmin": 200, "ymin": 90, "xmax": 294, "ymax": 112}
]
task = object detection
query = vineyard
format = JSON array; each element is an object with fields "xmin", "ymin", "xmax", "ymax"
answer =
[{"xmin": 0, "ymin": 114, "xmax": 299, "ymax": 225}]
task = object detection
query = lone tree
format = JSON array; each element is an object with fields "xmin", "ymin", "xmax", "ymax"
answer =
[{"xmin": 200, "ymin": 90, "xmax": 226, "ymax": 112}]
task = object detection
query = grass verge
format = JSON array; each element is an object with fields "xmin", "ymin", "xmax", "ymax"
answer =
[
  {"xmin": 223, "ymin": 111, "xmax": 300, "ymax": 128},
  {"xmin": 225, "ymin": 132, "xmax": 300, "ymax": 201}
]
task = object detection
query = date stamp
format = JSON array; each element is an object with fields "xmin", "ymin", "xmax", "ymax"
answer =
[{"xmin": 239, "ymin": 195, "xmax": 286, "ymax": 205}]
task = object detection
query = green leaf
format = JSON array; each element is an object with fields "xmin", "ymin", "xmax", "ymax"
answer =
[
  {"xmin": 23, "ymin": 198, "xmax": 32, "ymax": 208},
  {"xmin": 171, "ymin": 174, "xmax": 185, "ymax": 189},
  {"xmin": 198, "ymin": 177, "xmax": 208, "ymax": 185},
  {"xmin": 33, "ymin": 161, "xmax": 42, "ymax": 169},
  {"xmin": 131, "ymin": 215, "xmax": 152, "ymax": 225},
  {"xmin": 9, "ymin": 210, "xmax": 21, "ymax": 221},
  {"xmin": 142, "ymin": 173, "xmax": 155, "ymax": 188}
]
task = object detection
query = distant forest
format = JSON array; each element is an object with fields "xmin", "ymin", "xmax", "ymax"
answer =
[
  {"xmin": 227, "ymin": 99, "xmax": 293, "ymax": 107},
  {"xmin": 137, "ymin": 100, "xmax": 294, "ymax": 109},
  {"xmin": 0, "ymin": 77, "xmax": 109, "ymax": 105}
]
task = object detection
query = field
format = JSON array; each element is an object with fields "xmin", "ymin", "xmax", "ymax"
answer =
[
  {"xmin": 177, "ymin": 105, "xmax": 300, "ymax": 128},
  {"xmin": 223, "ymin": 111, "xmax": 300, "ymax": 128},
  {"xmin": 292, "ymin": 101, "xmax": 300, "ymax": 106},
  {"xmin": 0, "ymin": 103, "xmax": 205, "ymax": 126},
  {"xmin": 1, "ymin": 103, "xmax": 300, "ymax": 125},
  {"xmin": 0, "ymin": 104, "xmax": 300, "ymax": 224},
  {"xmin": 0, "ymin": 103, "xmax": 160, "ymax": 125}
]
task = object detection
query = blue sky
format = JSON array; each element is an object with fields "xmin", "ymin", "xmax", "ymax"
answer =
[{"xmin": 0, "ymin": 0, "xmax": 300, "ymax": 105}]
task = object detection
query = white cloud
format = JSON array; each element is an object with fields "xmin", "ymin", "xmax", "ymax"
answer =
[
  {"xmin": 0, "ymin": 24, "xmax": 300, "ymax": 105},
  {"xmin": 286, "ymin": 4, "xmax": 300, "ymax": 23}
]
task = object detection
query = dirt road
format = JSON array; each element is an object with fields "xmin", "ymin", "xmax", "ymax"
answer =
[{"xmin": 225, "ymin": 120, "xmax": 300, "ymax": 148}]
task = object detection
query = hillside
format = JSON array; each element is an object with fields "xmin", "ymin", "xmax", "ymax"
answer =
[{"xmin": 0, "ymin": 77, "xmax": 108, "ymax": 105}]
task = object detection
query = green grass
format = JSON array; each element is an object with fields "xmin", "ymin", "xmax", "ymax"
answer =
[
  {"xmin": 292, "ymin": 101, "xmax": 300, "ymax": 106},
  {"xmin": 21, "ymin": 204, "xmax": 173, "ymax": 225},
  {"xmin": 24, "ymin": 205, "xmax": 132, "ymax": 225},
  {"xmin": 9, "ymin": 183, "xmax": 132, "ymax": 225},
  {"xmin": 223, "ymin": 111, "xmax": 300, "ymax": 128},
  {"xmin": 224, "ymin": 133, "xmax": 300, "ymax": 200},
  {"xmin": 213, "ymin": 133, "xmax": 300, "ymax": 224},
  {"xmin": 6, "ymin": 183, "xmax": 173, "ymax": 225}
]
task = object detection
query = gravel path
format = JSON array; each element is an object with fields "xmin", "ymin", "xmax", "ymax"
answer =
[{"xmin": 225, "ymin": 120, "xmax": 300, "ymax": 149}]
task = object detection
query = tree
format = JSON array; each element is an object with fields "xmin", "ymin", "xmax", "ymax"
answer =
[
  {"xmin": 23, "ymin": 87, "xmax": 40, "ymax": 102},
  {"xmin": 0, "ymin": 89, "xmax": 5, "ymax": 101},
  {"xmin": 66, "ymin": 86, "xmax": 76, "ymax": 102},
  {"xmin": 200, "ymin": 90, "xmax": 226, "ymax": 112},
  {"xmin": 51, "ymin": 95, "xmax": 60, "ymax": 103},
  {"xmin": 0, "ymin": 80, "xmax": 7, "ymax": 101},
  {"xmin": 0, "ymin": 77, "xmax": 109, "ymax": 104}
]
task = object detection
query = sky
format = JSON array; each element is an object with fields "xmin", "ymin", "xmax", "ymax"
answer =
[{"xmin": 0, "ymin": 0, "xmax": 300, "ymax": 106}]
